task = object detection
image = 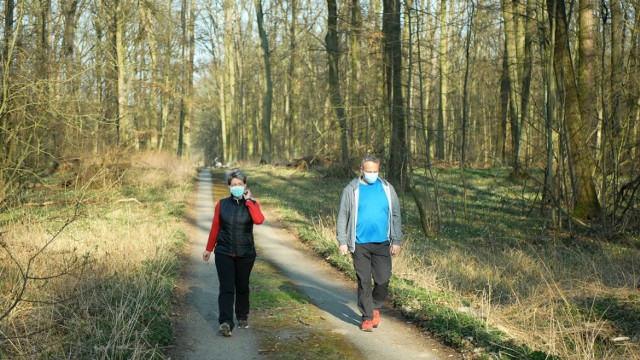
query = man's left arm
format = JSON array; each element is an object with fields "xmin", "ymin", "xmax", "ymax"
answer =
[{"xmin": 389, "ymin": 185, "xmax": 403, "ymax": 255}]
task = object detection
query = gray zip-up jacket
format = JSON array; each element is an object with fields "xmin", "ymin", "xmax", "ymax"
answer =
[{"xmin": 336, "ymin": 177, "xmax": 403, "ymax": 253}]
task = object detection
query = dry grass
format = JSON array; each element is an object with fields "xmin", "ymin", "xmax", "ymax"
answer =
[{"xmin": 0, "ymin": 151, "xmax": 194, "ymax": 359}]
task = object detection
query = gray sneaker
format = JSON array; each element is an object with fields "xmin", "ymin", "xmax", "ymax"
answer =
[
  {"xmin": 219, "ymin": 322, "xmax": 232, "ymax": 337},
  {"xmin": 238, "ymin": 320, "xmax": 249, "ymax": 329}
]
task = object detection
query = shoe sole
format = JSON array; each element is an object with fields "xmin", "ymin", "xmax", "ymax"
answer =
[
  {"xmin": 219, "ymin": 324, "xmax": 232, "ymax": 337},
  {"xmin": 238, "ymin": 319, "xmax": 249, "ymax": 328},
  {"xmin": 373, "ymin": 310, "xmax": 381, "ymax": 328}
]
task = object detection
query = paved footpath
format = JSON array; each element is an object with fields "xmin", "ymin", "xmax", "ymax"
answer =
[
  {"xmin": 167, "ymin": 169, "xmax": 261, "ymax": 359},
  {"xmin": 169, "ymin": 168, "xmax": 460, "ymax": 360}
]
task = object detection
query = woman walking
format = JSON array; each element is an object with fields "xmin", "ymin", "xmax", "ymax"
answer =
[{"xmin": 202, "ymin": 169, "xmax": 265, "ymax": 337}]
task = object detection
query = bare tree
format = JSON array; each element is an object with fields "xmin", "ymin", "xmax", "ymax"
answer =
[
  {"xmin": 547, "ymin": 0, "xmax": 601, "ymax": 222},
  {"xmin": 384, "ymin": 0, "xmax": 407, "ymax": 188},
  {"xmin": 326, "ymin": 0, "xmax": 351, "ymax": 176},
  {"xmin": 255, "ymin": 0, "xmax": 272, "ymax": 164},
  {"xmin": 279, "ymin": 1, "xmax": 297, "ymax": 160},
  {"xmin": 177, "ymin": 0, "xmax": 195, "ymax": 158},
  {"xmin": 436, "ymin": 0, "xmax": 448, "ymax": 162}
]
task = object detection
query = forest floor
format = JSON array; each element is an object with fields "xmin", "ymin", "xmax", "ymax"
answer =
[{"xmin": 166, "ymin": 168, "xmax": 461, "ymax": 359}]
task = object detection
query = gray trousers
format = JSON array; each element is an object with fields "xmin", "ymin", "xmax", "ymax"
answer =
[{"xmin": 352, "ymin": 241, "xmax": 392, "ymax": 320}]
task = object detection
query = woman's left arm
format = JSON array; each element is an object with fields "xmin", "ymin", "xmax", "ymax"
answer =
[{"xmin": 246, "ymin": 200, "xmax": 265, "ymax": 225}]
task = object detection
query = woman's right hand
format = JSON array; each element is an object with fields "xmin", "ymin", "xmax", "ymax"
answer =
[{"xmin": 202, "ymin": 251, "xmax": 212, "ymax": 261}]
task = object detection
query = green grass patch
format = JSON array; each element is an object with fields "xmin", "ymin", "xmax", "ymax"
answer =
[{"xmin": 250, "ymin": 259, "xmax": 363, "ymax": 359}]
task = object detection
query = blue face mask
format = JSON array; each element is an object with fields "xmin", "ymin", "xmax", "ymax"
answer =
[
  {"xmin": 363, "ymin": 172, "xmax": 379, "ymax": 184},
  {"xmin": 230, "ymin": 185, "xmax": 245, "ymax": 198}
]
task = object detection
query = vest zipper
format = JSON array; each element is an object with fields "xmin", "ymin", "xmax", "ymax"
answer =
[{"xmin": 231, "ymin": 200, "xmax": 239, "ymax": 255}]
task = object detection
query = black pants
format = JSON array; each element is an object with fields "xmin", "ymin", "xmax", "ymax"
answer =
[
  {"xmin": 214, "ymin": 253, "xmax": 256, "ymax": 329},
  {"xmin": 352, "ymin": 241, "xmax": 392, "ymax": 321}
]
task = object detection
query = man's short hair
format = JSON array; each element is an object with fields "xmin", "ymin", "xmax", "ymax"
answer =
[{"xmin": 361, "ymin": 154, "xmax": 380, "ymax": 167}]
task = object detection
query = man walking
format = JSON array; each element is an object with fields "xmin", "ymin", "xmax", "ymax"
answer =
[{"xmin": 336, "ymin": 154, "xmax": 402, "ymax": 332}]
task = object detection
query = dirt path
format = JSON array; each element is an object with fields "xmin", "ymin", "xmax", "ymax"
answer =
[{"xmin": 168, "ymin": 169, "xmax": 461, "ymax": 359}]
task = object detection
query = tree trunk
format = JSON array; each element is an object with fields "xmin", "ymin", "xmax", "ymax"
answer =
[
  {"xmin": 349, "ymin": 0, "xmax": 362, "ymax": 156},
  {"xmin": 547, "ymin": 0, "xmax": 601, "ymax": 221},
  {"xmin": 575, "ymin": 0, "xmax": 601, "ymax": 221},
  {"xmin": 497, "ymin": 43, "xmax": 508, "ymax": 163},
  {"xmin": 517, "ymin": 0, "xmax": 536, "ymax": 174},
  {"xmin": 502, "ymin": 0, "xmax": 522, "ymax": 173},
  {"xmin": 326, "ymin": 0, "xmax": 351, "ymax": 176},
  {"xmin": 255, "ymin": 0, "xmax": 272, "ymax": 164},
  {"xmin": 285, "ymin": 1, "xmax": 297, "ymax": 160},
  {"xmin": 186, "ymin": 0, "xmax": 195, "ymax": 156},
  {"xmin": 115, "ymin": 0, "xmax": 131, "ymax": 147},
  {"xmin": 609, "ymin": 0, "xmax": 624, "ymax": 135},
  {"xmin": 177, "ymin": 0, "xmax": 193, "ymax": 157},
  {"xmin": 384, "ymin": 0, "xmax": 407, "ymax": 188},
  {"xmin": 543, "ymin": 3, "xmax": 557, "ymax": 224},
  {"xmin": 608, "ymin": 0, "xmax": 624, "ymax": 222},
  {"xmin": 92, "ymin": 8, "xmax": 104, "ymax": 153},
  {"xmin": 404, "ymin": 0, "xmax": 413, "ymax": 162},
  {"xmin": 436, "ymin": 0, "xmax": 448, "ymax": 161},
  {"xmin": 0, "ymin": 0, "xmax": 16, "ymax": 200},
  {"xmin": 415, "ymin": 0, "xmax": 441, "ymax": 233},
  {"xmin": 139, "ymin": 1, "xmax": 158, "ymax": 150},
  {"xmin": 461, "ymin": 3, "xmax": 475, "ymax": 166}
]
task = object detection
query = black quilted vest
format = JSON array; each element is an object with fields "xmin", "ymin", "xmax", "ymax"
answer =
[{"xmin": 214, "ymin": 197, "xmax": 256, "ymax": 257}]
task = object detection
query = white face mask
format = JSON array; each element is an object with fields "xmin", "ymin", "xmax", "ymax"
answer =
[{"xmin": 363, "ymin": 172, "xmax": 379, "ymax": 184}]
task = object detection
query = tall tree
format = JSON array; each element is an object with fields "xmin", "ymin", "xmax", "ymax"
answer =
[
  {"xmin": 517, "ymin": 0, "xmax": 536, "ymax": 175},
  {"xmin": 497, "ymin": 42, "xmax": 509, "ymax": 163},
  {"xmin": 501, "ymin": 0, "xmax": 522, "ymax": 173},
  {"xmin": 285, "ymin": 1, "xmax": 298, "ymax": 159},
  {"xmin": 349, "ymin": 0, "xmax": 363, "ymax": 154},
  {"xmin": 177, "ymin": 0, "xmax": 195, "ymax": 158},
  {"xmin": 461, "ymin": 1, "xmax": 476, "ymax": 166},
  {"xmin": 113, "ymin": 0, "xmax": 131, "ymax": 146},
  {"xmin": 138, "ymin": 0, "xmax": 159, "ymax": 150},
  {"xmin": 606, "ymin": 0, "xmax": 624, "ymax": 221},
  {"xmin": 255, "ymin": 0, "xmax": 273, "ymax": 164},
  {"xmin": 1, "ymin": 0, "xmax": 17, "ymax": 201},
  {"xmin": 436, "ymin": 0, "xmax": 448, "ymax": 161},
  {"xmin": 543, "ymin": 0, "xmax": 558, "ymax": 224},
  {"xmin": 326, "ymin": 0, "xmax": 351, "ymax": 176},
  {"xmin": 547, "ymin": 0, "xmax": 601, "ymax": 221},
  {"xmin": 384, "ymin": 0, "xmax": 407, "ymax": 187}
]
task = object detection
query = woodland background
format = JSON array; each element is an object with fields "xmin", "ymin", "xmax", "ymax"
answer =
[{"xmin": 2, "ymin": 0, "xmax": 639, "ymax": 229}]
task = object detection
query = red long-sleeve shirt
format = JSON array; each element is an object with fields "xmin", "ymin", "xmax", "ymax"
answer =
[{"xmin": 205, "ymin": 199, "xmax": 265, "ymax": 252}]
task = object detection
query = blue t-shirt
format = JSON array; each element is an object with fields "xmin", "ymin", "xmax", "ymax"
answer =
[{"xmin": 356, "ymin": 180, "xmax": 389, "ymax": 244}]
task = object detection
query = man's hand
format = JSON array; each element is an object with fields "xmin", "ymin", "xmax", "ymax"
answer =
[
  {"xmin": 339, "ymin": 244, "xmax": 349, "ymax": 256},
  {"xmin": 390, "ymin": 245, "xmax": 401, "ymax": 255},
  {"xmin": 202, "ymin": 251, "xmax": 212, "ymax": 261}
]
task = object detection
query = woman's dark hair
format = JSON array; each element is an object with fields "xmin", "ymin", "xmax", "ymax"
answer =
[{"xmin": 227, "ymin": 169, "xmax": 247, "ymax": 185}]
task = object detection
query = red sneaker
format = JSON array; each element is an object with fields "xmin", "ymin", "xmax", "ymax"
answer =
[
  {"xmin": 360, "ymin": 320, "xmax": 374, "ymax": 332},
  {"xmin": 372, "ymin": 309, "xmax": 381, "ymax": 328}
]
